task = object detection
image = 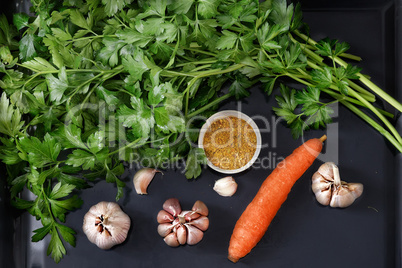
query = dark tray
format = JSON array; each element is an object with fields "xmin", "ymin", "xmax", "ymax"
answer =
[{"xmin": 1, "ymin": 0, "xmax": 401, "ymax": 267}]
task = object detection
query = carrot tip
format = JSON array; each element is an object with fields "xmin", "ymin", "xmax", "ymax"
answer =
[
  {"xmin": 319, "ymin": 135, "xmax": 327, "ymax": 143},
  {"xmin": 228, "ymin": 255, "xmax": 239, "ymax": 263}
]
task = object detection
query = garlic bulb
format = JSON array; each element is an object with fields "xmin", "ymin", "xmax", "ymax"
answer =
[
  {"xmin": 133, "ymin": 168, "xmax": 163, "ymax": 195},
  {"xmin": 157, "ymin": 198, "xmax": 209, "ymax": 247},
  {"xmin": 213, "ymin": 176, "xmax": 238, "ymax": 197},
  {"xmin": 312, "ymin": 162, "xmax": 363, "ymax": 208},
  {"xmin": 83, "ymin": 201, "xmax": 131, "ymax": 249}
]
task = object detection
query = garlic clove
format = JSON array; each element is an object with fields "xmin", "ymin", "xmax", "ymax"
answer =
[
  {"xmin": 83, "ymin": 202, "xmax": 131, "ymax": 250},
  {"xmin": 191, "ymin": 200, "xmax": 209, "ymax": 216},
  {"xmin": 176, "ymin": 225, "xmax": 187, "ymax": 245},
  {"xmin": 330, "ymin": 182, "xmax": 364, "ymax": 208},
  {"xmin": 185, "ymin": 224, "xmax": 204, "ymax": 245},
  {"xmin": 313, "ymin": 188, "xmax": 332, "ymax": 206},
  {"xmin": 187, "ymin": 216, "xmax": 209, "ymax": 231},
  {"xmin": 157, "ymin": 210, "xmax": 174, "ymax": 224},
  {"xmin": 347, "ymin": 182, "xmax": 364, "ymax": 199},
  {"xmin": 157, "ymin": 223, "xmax": 174, "ymax": 237},
  {"xmin": 316, "ymin": 162, "xmax": 336, "ymax": 182},
  {"xmin": 330, "ymin": 187, "xmax": 355, "ymax": 208},
  {"xmin": 164, "ymin": 232, "xmax": 180, "ymax": 247},
  {"xmin": 163, "ymin": 198, "xmax": 182, "ymax": 217},
  {"xmin": 180, "ymin": 210, "xmax": 200, "ymax": 221},
  {"xmin": 311, "ymin": 172, "xmax": 333, "ymax": 206},
  {"xmin": 213, "ymin": 176, "xmax": 238, "ymax": 197},
  {"xmin": 132, "ymin": 167, "xmax": 162, "ymax": 195},
  {"xmin": 312, "ymin": 172, "xmax": 332, "ymax": 193}
]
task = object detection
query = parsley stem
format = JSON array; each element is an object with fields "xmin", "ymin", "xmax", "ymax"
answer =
[
  {"xmin": 182, "ymin": 47, "xmax": 217, "ymax": 57},
  {"xmin": 348, "ymin": 86, "xmax": 402, "ymax": 144},
  {"xmin": 183, "ymin": 63, "xmax": 245, "ymax": 116},
  {"xmin": 175, "ymin": 59, "xmax": 217, "ymax": 67},
  {"xmin": 41, "ymin": 185, "xmax": 56, "ymax": 222},
  {"xmin": 339, "ymin": 53, "xmax": 362, "ymax": 61},
  {"xmin": 327, "ymin": 84, "xmax": 376, "ymax": 104},
  {"xmin": 189, "ymin": 64, "xmax": 213, "ymax": 72},
  {"xmin": 188, "ymin": 63, "xmax": 245, "ymax": 77},
  {"xmin": 340, "ymin": 100, "xmax": 402, "ymax": 153},
  {"xmin": 108, "ymin": 134, "xmax": 174, "ymax": 157},
  {"xmin": 305, "ymin": 60, "xmax": 376, "ymax": 103},
  {"xmin": 161, "ymin": 70, "xmax": 195, "ymax": 77},
  {"xmin": 66, "ymin": 34, "xmax": 108, "ymax": 44},
  {"xmin": 186, "ymin": 93, "xmax": 233, "ymax": 119},
  {"xmin": 321, "ymin": 88, "xmax": 392, "ymax": 117},
  {"xmin": 294, "ymin": 30, "xmax": 402, "ymax": 112},
  {"xmin": 108, "ymin": 138, "xmax": 144, "ymax": 157},
  {"xmin": 296, "ymin": 68, "xmax": 310, "ymax": 77},
  {"xmin": 344, "ymin": 79, "xmax": 376, "ymax": 102},
  {"xmin": 289, "ymin": 34, "xmax": 323, "ymax": 63},
  {"xmin": 285, "ymin": 72, "xmax": 313, "ymax": 87},
  {"xmin": 334, "ymin": 56, "xmax": 402, "ymax": 112},
  {"xmin": 285, "ymin": 72, "xmax": 391, "ymax": 117}
]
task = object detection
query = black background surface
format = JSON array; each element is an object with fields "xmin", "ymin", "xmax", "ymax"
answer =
[{"xmin": 1, "ymin": 0, "xmax": 401, "ymax": 267}]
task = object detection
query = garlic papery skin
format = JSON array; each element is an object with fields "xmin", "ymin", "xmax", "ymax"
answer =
[
  {"xmin": 132, "ymin": 168, "xmax": 162, "ymax": 195},
  {"xmin": 83, "ymin": 201, "xmax": 131, "ymax": 250},
  {"xmin": 312, "ymin": 162, "xmax": 364, "ymax": 208},
  {"xmin": 213, "ymin": 176, "xmax": 238, "ymax": 197}
]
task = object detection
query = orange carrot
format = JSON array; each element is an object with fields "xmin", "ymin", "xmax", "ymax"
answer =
[{"xmin": 228, "ymin": 135, "xmax": 327, "ymax": 263}]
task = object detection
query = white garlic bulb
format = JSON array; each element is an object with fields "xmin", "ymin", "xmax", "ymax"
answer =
[
  {"xmin": 312, "ymin": 162, "xmax": 363, "ymax": 208},
  {"xmin": 83, "ymin": 201, "xmax": 131, "ymax": 249},
  {"xmin": 213, "ymin": 176, "xmax": 238, "ymax": 197}
]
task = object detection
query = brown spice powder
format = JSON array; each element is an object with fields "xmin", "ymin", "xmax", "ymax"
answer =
[{"xmin": 203, "ymin": 116, "xmax": 257, "ymax": 170}]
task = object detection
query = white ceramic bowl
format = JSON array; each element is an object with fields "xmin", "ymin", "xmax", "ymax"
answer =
[{"xmin": 198, "ymin": 110, "xmax": 262, "ymax": 174}]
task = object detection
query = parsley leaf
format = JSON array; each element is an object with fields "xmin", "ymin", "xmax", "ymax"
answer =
[
  {"xmin": 311, "ymin": 66, "xmax": 332, "ymax": 88},
  {"xmin": 102, "ymin": 0, "xmax": 133, "ymax": 17},
  {"xmin": 122, "ymin": 51, "xmax": 150, "ymax": 81},
  {"xmin": 229, "ymin": 72, "xmax": 252, "ymax": 99},
  {"xmin": 46, "ymin": 67, "xmax": 69, "ymax": 103},
  {"xmin": 184, "ymin": 147, "xmax": 206, "ymax": 179},
  {"xmin": 216, "ymin": 30, "xmax": 238, "ymax": 50},
  {"xmin": 65, "ymin": 149, "xmax": 98, "ymax": 170},
  {"xmin": 0, "ymin": 93, "xmax": 24, "ymax": 137},
  {"xmin": 197, "ymin": 0, "xmax": 221, "ymax": 19},
  {"xmin": 19, "ymin": 33, "xmax": 37, "ymax": 61},
  {"xmin": 54, "ymin": 123, "xmax": 87, "ymax": 150},
  {"xmin": 315, "ymin": 38, "xmax": 350, "ymax": 58},
  {"xmin": 168, "ymin": 0, "xmax": 194, "ymax": 14},
  {"xmin": 272, "ymin": 85, "xmax": 305, "ymax": 138},
  {"xmin": 118, "ymin": 96, "xmax": 155, "ymax": 138},
  {"xmin": 18, "ymin": 133, "xmax": 61, "ymax": 168},
  {"xmin": 105, "ymin": 163, "xmax": 125, "ymax": 201},
  {"xmin": 296, "ymin": 86, "xmax": 334, "ymax": 129},
  {"xmin": 13, "ymin": 13, "xmax": 30, "ymax": 31}
]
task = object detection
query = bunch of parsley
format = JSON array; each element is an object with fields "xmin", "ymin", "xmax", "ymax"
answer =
[{"xmin": 0, "ymin": 0, "xmax": 401, "ymax": 263}]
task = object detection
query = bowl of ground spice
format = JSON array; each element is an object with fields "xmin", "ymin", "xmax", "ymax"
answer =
[{"xmin": 198, "ymin": 110, "xmax": 262, "ymax": 174}]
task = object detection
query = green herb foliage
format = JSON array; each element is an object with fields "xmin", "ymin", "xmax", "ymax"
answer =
[{"xmin": 0, "ymin": 0, "xmax": 401, "ymax": 263}]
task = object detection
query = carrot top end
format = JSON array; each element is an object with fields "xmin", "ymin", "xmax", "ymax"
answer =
[{"xmin": 319, "ymin": 135, "xmax": 327, "ymax": 143}]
